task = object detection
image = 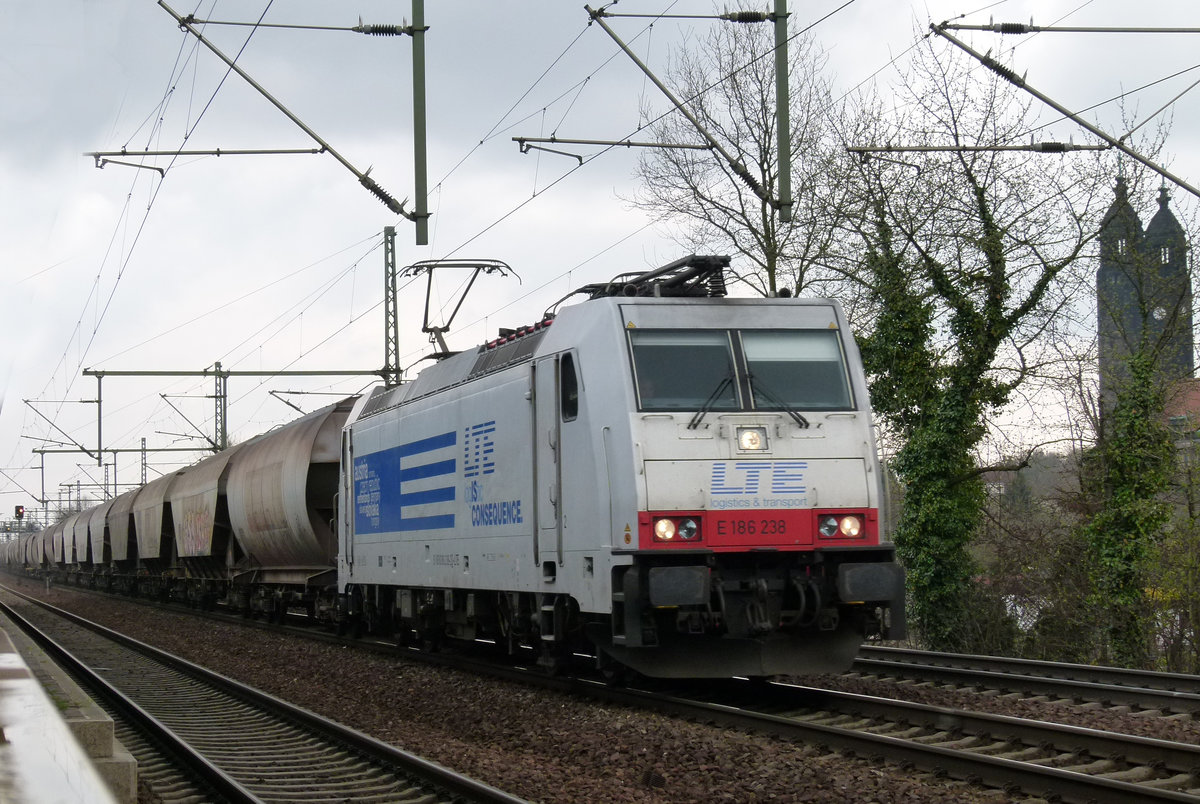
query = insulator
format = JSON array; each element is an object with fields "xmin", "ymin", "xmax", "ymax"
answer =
[
  {"xmin": 1032, "ymin": 142, "xmax": 1067, "ymax": 153},
  {"xmin": 993, "ymin": 22, "xmax": 1030, "ymax": 34},
  {"xmin": 720, "ymin": 11, "xmax": 771, "ymax": 23},
  {"xmin": 360, "ymin": 175, "xmax": 406, "ymax": 215},
  {"xmin": 707, "ymin": 270, "xmax": 727, "ymax": 298},
  {"xmin": 981, "ymin": 56, "xmax": 1024, "ymax": 87},
  {"xmin": 356, "ymin": 23, "xmax": 406, "ymax": 36},
  {"xmin": 732, "ymin": 163, "xmax": 767, "ymax": 200}
]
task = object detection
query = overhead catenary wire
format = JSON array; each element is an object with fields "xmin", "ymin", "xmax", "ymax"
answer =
[
  {"xmin": 427, "ymin": 0, "xmax": 869, "ymax": 328},
  {"xmin": 1021, "ymin": 61, "xmax": 1200, "ymax": 139},
  {"xmin": 90, "ymin": 232, "xmax": 381, "ymax": 366},
  {"xmin": 932, "ymin": 23, "xmax": 1200, "ymax": 198},
  {"xmin": 158, "ymin": 0, "xmax": 410, "ymax": 218},
  {"xmin": 26, "ymin": 0, "xmax": 1172, "ymax": 503},
  {"xmin": 0, "ymin": 4, "xmax": 919, "ymax": 498},
  {"xmin": 429, "ymin": 23, "xmax": 595, "ymax": 193},
  {"xmin": 941, "ymin": 15, "xmax": 1200, "ymax": 150},
  {"xmin": 836, "ymin": 0, "xmax": 1098, "ymax": 146},
  {"xmin": 36, "ymin": 1, "xmax": 275, "ymax": 408},
  {"xmin": 20, "ymin": 0, "xmax": 303, "ymax": 493},
  {"xmin": 839, "ymin": 1, "xmax": 1200, "ymax": 196},
  {"xmin": 91, "ymin": 235, "xmax": 390, "ymax": 452},
  {"xmin": 1121, "ymin": 71, "xmax": 1200, "ymax": 142},
  {"xmin": 10, "ymin": 0, "xmax": 908, "ymax": 501},
  {"xmin": 426, "ymin": 4, "xmax": 684, "ymax": 319}
]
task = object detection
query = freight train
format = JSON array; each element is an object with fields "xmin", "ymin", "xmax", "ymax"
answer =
[{"xmin": 5, "ymin": 255, "xmax": 905, "ymax": 678}]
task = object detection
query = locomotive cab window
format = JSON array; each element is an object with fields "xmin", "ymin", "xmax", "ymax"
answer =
[
  {"xmin": 630, "ymin": 328, "xmax": 853, "ymax": 412},
  {"xmin": 560, "ymin": 352, "xmax": 579, "ymax": 421},
  {"xmin": 742, "ymin": 330, "xmax": 853, "ymax": 410},
  {"xmin": 629, "ymin": 330, "xmax": 738, "ymax": 411}
]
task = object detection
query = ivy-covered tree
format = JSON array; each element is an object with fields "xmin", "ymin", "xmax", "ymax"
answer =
[
  {"xmin": 1160, "ymin": 447, "xmax": 1200, "ymax": 672},
  {"xmin": 841, "ymin": 42, "xmax": 1110, "ymax": 651},
  {"xmin": 1084, "ymin": 352, "xmax": 1174, "ymax": 667}
]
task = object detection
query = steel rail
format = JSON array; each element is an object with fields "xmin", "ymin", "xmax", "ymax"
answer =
[
  {"xmin": 1, "ymin": 587, "xmax": 530, "ymax": 804},
  {"xmin": 0, "ymin": 597, "xmax": 263, "ymax": 804},
  {"xmin": 855, "ymin": 646, "xmax": 1200, "ymax": 715},
  {"xmin": 719, "ymin": 679, "xmax": 1200, "ymax": 784},
  {"xmin": 861, "ymin": 645, "xmax": 1200, "ymax": 693},
  {"xmin": 583, "ymin": 681, "xmax": 1200, "ymax": 803}
]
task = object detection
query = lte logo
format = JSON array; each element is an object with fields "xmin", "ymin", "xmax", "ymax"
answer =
[
  {"xmin": 711, "ymin": 461, "xmax": 807, "ymax": 495},
  {"xmin": 463, "ymin": 420, "xmax": 496, "ymax": 478}
]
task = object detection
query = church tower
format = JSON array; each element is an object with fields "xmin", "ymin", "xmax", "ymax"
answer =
[
  {"xmin": 1096, "ymin": 178, "xmax": 1193, "ymax": 419},
  {"xmin": 1144, "ymin": 185, "xmax": 1193, "ymax": 382}
]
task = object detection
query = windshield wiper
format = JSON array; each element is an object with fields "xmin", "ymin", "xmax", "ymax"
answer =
[
  {"xmin": 687, "ymin": 376, "xmax": 733, "ymax": 430},
  {"xmin": 749, "ymin": 375, "xmax": 810, "ymax": 429}
]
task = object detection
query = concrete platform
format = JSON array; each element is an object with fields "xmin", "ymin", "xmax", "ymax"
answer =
[{"xmin": 0, "ymin": 613, "xmax": 135, "ymax": 804}]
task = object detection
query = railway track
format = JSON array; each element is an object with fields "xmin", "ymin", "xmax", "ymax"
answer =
[
  {"xmin": 16, "ymin": 578, "xmax": 1200, "ymax": 802},
  {"xmin": 0, "ymin": 587, "xmax": 528, "ymax": 804},
  {"xmin": 404, "ymin": 646, "xmax": 1200, "ymax": 802},
  {"xmin": 685, "ymin": 678, "xmax": 1200, "ymax": 801},
  {"xmin": 853, "ymin": 645, "xmax": 1200, "ymax": 716},
  {"xmin": 557, "ymin": 673, "xmax": 1200, "ymax": 803}
]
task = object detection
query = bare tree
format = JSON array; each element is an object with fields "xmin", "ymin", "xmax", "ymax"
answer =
[{"xmin": 627, "ymin": 12, "xmax": 845, "ymax": 296}]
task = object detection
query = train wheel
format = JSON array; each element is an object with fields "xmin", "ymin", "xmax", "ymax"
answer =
[
  {"xmin": 415, "ymin": 615, "xmax": 441, "ymax": 652},
  {"xmin": 600, "ymin": 665, "xmax": 628, "ymax": 686},
  {"xmin": 538, "ymin": 647, "xmax": 567, "ymax": 676},
  {"xmin": 597, "ymin": 650, "xmax": 629, "ymax": 687},
  {"xmin": 417, "ymin": 627, "xmax": 441, "ymax": 653},
  {"xmin": 501, "ymin": 629, "xmax": 520, "ymax": 658},
  {"xmin": 494, "ymin": 596, "xmax": 520, "ymax": 657},
  {"xmin": 415, "ymin": 602, "xmax": 444, "ymax": 652}
]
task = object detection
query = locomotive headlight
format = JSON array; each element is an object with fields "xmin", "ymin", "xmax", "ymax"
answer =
[
  {"xmin": 654, "ymin": 518, "xmax": 677, "ymax": 541},
  {"xmin": 737, "ymin": 426, "xmax": 768, "ymax": 451},
  {"xmin": 818, "ymin": 515, "xmax": 839, "ymax": 539},
  {"xmin": 677, "ymin": 518, "xmax": 699, "ymax": 541},
  {"xmin": 839, "ymin": 515, "xmax": 862, "ymax": 538},
  {"xmin": 819, "ymin": 515, "xmax": 864, "ymax": 539}
]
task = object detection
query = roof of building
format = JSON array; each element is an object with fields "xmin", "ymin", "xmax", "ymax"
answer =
[{"xmin": 1144, "ymin": 186, "xmax": 1188, "ymax": 247}]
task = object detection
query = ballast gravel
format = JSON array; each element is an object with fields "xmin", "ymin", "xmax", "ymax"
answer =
[{"xmin": 13, "ymin": 577, "xmax": 1149, "ymax": 803}]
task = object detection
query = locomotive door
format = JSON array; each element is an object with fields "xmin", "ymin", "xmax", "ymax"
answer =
[
  {"xmin": 533, "ymin": 355, "xmax": 563, "ymax": 568},
  {"xmin": 341, "ymin": 428, "xmax": 354, "ymax": 574},
  {"xmin": 533, "ymin": 351, "xmax": 580, "ymax": 570}
]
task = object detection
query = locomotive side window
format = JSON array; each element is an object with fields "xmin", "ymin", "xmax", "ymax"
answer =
[
  {"xmin": 629, "ymin": 330, "xmax": 738, "ymax": 411},
  {"xmin": 742, "ymin": 330, "xmax": 853, "ymax": 410},
  {"xmin": 560, "ymin": 352, "xmax": 579, "ymax": 421}
]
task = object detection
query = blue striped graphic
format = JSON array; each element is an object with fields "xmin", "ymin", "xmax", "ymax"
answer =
[{"xmin": 354, "ymin": 430, "xmax": 457, "ymax": 535}]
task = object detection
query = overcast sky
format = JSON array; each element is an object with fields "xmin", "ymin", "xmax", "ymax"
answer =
[{"xmin": 2, "ymin": 0, "xmax": 1196, "ymax": 517}]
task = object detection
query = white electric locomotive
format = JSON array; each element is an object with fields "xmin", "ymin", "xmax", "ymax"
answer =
[{"xmin": 340, "ymin": 256, "xmax": 905, "ymax": 678}]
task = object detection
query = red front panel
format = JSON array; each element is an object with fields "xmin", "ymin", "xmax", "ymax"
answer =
[{"xmin": 638, "ymin": 509, "xmax": 879, "ymax": 551}]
